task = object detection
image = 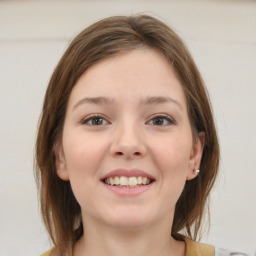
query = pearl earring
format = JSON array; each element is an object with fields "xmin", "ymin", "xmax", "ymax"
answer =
[
  {"xmin": 59, "ymin": 157, "xmax": 65, "ymax": 168},
  {"xmin": 194, "ymin": 169, "xmax": 200, "ymax": 176}
]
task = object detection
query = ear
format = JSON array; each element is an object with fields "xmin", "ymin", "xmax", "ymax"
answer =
[
  {"xmin": 54, "ymin": 142, "xmax": 69, "ymax": 181},
  {"xmin": 186, "ymin": 132, "xmax": 205, "ymax": 180}
]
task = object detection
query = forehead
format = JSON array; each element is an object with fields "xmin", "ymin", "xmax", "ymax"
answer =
[{"xmin": 68, "ymin": 48, "xmax": 187, "ymax": 109}]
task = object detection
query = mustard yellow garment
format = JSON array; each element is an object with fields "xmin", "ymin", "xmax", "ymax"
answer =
[
  {"xmin": 41, "ymin": 250, "xmax": 51, "ymax": 256},
  {"xmin": 184, "ymin": 237, "xmax": 215, "ymax": 256},
  {"xmin": 41, "ymin": 237, "xmax": 215, "ymax": 256}
]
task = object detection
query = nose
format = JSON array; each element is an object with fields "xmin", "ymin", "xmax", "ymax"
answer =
[{"xmin": 110, "ymin": 121, "xmax": 147, "ymax": 160}]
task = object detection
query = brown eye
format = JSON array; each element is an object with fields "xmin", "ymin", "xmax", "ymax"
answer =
[
  {"xmin": 147, "ymin": 115, "xmax": 175, "ymax": 126},
  {"xmin": 152, "ymin": 117, "xmax": 164, "ymax": 125},
  {"xmin": 82, "ymin": 116, "xmax": 109, "ymax": 126},
  {"xmin": 90, "ymin": 117, "xmax": 104, "ymax": 125}
]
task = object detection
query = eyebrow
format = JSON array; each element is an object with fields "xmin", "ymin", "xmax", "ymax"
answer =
[
  {"xmin": 141, "ymin": 96, "xmax": 183, "ymax": 110},
  {"xmin": 73, "ymin": 97, "xmax": 114, "ymax": 110},
  {"xmin": 72, "ymin": 96, "xmax": 183, "ymax": 111}
]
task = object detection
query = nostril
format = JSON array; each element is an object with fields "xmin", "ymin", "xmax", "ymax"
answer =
[{"xmin": 114, "ymin": 151, "xmax": 141, "ymax": 157}]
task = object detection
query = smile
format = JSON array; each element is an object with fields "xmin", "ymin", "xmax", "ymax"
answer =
[
  {"xmin": 101, "ymin": 169, "xmax": 156, "ymax": 195},
  {"xmin": 104, "ymin": 176, "xmax": 153, "ymax": 188}
]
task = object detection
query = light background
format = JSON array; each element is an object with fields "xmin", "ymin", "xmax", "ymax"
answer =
[{"xmin": 0, "ymin": 0, "xmax": 255, "ymax": 255}]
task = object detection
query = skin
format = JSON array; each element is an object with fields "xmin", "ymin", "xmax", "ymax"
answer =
[{"xmin": 56, "ymin": 48, "xmax": 204, "ymax": 256}]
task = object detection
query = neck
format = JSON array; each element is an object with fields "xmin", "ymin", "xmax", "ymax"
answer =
[{"xmin": 74, "ymin": 215, "xmax": 185, "ymax": 256}]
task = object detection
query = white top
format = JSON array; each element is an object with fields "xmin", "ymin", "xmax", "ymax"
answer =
[{"xmin": 215, "ymin": 247, "xmax": 249, "ymax": 256}]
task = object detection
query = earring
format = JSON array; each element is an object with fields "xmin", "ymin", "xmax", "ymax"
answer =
[
  {"xmin": 194, "ymin": 169, "xmax": 200, "ymax": 176},
  {"xmin": 59, "ymin": 157, "xmax": 65, "ymax": 168}
]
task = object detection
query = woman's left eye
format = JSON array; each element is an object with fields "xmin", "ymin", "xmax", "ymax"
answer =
[{"xmin": 147, "ymin": 115, "xmax": 175, "ymax": 126}]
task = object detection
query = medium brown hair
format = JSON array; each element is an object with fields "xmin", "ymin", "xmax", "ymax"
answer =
[{"xmin": 35, "ymin": 15, "xmax": 219, "ymax": 255}]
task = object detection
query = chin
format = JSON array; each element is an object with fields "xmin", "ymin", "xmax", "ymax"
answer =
[
  {"xmin": 109, "ymin": 219, "xmax": 149, "ymax": 231},
  {"xmin": 103, "ymin": 208, "xmax": 154, "ymax": 230}
]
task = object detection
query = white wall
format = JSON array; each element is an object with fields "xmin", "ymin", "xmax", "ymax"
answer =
[{"xmin": 0, "ymin": 1, "xmax": 255, "ymax": 255}]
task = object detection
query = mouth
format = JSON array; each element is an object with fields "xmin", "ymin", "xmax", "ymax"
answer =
[
  {"xmin": 100, "ymin": 169, "xmax": 156, "ymax": 190},
  {"xmin": 103, "ymin": 176, "xmax": 154, "ymax": 188}
]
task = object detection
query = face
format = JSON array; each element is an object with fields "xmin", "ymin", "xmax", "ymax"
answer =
[{"xmin": 56, "ymin": 48, "xmax": 204, "ymax": 231}]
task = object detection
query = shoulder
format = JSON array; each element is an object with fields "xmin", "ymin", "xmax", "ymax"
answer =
[
  {"xmin": 40, "ymin": 249, "xmax": 52, "ymax": 256},
  {"xmin": 184, "ymin": 237, "xmax": 215, "ymax": 256}
]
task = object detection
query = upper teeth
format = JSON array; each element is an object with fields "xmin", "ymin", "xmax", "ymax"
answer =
[{"xmin": 105, "ymin": 176, "xmax": 151, "ymax": 186}]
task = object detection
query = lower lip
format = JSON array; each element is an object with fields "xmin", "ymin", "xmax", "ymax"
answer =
[{"xmin": 102, "ymin": 182, "xmax": 154, "ymax": 196}]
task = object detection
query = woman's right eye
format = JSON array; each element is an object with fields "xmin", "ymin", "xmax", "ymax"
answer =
[{"xmin": 81, "ymin": 115, "xmax": 109, "ymax": 126}]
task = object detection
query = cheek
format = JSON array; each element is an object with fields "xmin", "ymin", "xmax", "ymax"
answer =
[
  {"xmin": 150, "ymin": 135, "xmax": 192, "ymax": 200},
  {"xmin": 62, "ymin": 131, "xmax": 109, "ymax": 179},
  {"xmin": 62, "ymin": 131, "xmax": 110, "ymax": 209},
  {"xmin": 152, "ymin": 135, "xmax": 192, "ymax": 173}
]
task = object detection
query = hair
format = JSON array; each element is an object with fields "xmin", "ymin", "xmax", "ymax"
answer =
[{"xmin": 35, "ymin": 14, "xmax": 219, "ymax": 255}]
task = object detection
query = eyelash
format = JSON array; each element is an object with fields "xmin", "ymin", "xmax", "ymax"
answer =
[
  {"xmin": 146, "ymin": 114, "xmax": 176, "ymax": 126},
  {"xmin": 81, "ymin": 114, "xmax": 176, "ymax": 126},
  {"xmin": 81, "ymin": 114, "xmax": 110, "ymax": 126}
]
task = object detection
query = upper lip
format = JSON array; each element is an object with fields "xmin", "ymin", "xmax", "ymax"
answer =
[{"xmin": 101, "ymin": 168, "xmax": 156, "ymax": 181}]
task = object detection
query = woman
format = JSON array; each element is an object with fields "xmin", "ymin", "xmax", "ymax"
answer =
[{"xmin": 36, "ymin": 15, "xmax": 219, "ymax": 256}]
